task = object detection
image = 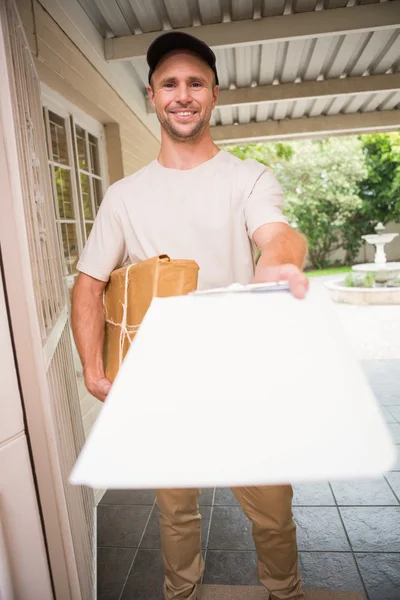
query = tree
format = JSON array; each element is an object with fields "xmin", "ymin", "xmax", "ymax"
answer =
[
  {"xmin": 359, "ymin": 133, "xmax": 400, "ymax": 221},
  {"xmin": 278, "ymin": 137, "xmax": 366, "ymax": 269},
  {"xmin": 225, "ymin": 141, "xmax": 293, "ymax": 169},
  {"xmin": 340, "ymin": 133, "xmax": 400, "ymax": 264}
]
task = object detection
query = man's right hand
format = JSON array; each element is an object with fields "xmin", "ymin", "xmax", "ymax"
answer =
[
  {"xmin": 84, "ymin": 373, "xmax": 112, "ymax": 403},
  {"xmin": 72, "ymin": 273, "xmax": 111, "ymax": 402}
]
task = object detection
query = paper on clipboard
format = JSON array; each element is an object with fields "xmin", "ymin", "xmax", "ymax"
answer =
[{"xmin": 70, "ymin": 281, "xmax": 395, "ymax": 490}]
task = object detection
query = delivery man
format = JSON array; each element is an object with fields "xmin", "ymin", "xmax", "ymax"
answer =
[{"xmin": 72, "ymin": 31, "xmax": 308, "ymax": 600}]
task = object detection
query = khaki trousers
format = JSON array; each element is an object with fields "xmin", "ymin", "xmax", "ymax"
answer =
[{"xmin": 156, "ymin": 485, "xmax": 304, "ymax": 600}]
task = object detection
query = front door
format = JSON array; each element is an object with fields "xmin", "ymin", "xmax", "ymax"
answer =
[
  {"xmin": 0, "ymin": 257, "xmax": 53, "ymax": 600},
  {"xmin": 0, "ymin": 1, "xmax": 95, "ymax": 598}
]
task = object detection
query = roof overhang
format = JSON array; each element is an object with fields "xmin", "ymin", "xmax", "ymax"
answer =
[
  {"xmin": 212, "ymin": 109, "xmax": 400, "ymax": 144},
  {"xmin": 59, "ymin": 0, "xmax": 400, "ymax": 143},
  {"xmin": 105, "ymin": 3, "xmax": 400, "ymax": 61}
]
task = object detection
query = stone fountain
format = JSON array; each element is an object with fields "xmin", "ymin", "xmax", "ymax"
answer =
[
  {"xmin": 352, "ymin": 222, "xmax": 400, "ymax": 283},
  {"xmin": 326, "ymin": 223, "xmax": 400, "ymax": 305}
]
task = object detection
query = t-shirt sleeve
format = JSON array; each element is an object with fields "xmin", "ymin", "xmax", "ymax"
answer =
[
  {"xmin": 76, "ymin": 186, "xmax": 128, "ymax": 282},
  {"xmin": 243, "ymin": 159, "xmax": 289, "ymax": 238}
]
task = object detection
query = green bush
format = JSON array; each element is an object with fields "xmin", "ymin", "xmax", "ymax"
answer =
[
  {"xmin": 363, "ymin": 273, "xmax": 376, "ymax": 288},
  {"xmin": 344, "ymin": 274, "xmax": 358, "ymax": 288},
  {"xmin": 344, "ymin": 272, "xmax": 376, "ymax": 288},
  {"xmin": 279, "ymin": 137, "xmax": 366, "ymax": 269},
  {"xmin": 388, "ymin": 277, "xmax": 400, "ymax": 288}
]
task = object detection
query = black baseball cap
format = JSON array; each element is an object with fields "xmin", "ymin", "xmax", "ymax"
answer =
[{"xmin": 147, "ymin": 31, "xmax": 219, "ymax": 86}]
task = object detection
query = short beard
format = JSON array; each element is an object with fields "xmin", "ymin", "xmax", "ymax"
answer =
[{"xmin": 156, "ymin": 106, "xmax": 213, "ymax": 143}]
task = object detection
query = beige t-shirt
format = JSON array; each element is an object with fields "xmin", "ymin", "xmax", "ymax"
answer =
[{"xmin": 77, "ymin": 150, "xmax": 288, "ymax": 290}]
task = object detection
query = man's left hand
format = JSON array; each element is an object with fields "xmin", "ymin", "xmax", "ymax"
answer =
[{"xmin": 253, "ymin": 264, "xmax": 309, "ymax": 299}]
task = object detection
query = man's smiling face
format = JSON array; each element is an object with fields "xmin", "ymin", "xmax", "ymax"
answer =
[{"xmin": 147, "ymin": 50, "xmax": 219, "ymax": 142}]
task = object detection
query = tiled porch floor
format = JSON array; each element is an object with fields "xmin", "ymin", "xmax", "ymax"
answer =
[{"xmin": 97, "ymin": 360, "xmax": 400, "ymax": 600}]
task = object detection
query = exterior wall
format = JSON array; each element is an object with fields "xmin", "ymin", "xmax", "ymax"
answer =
[
  {"xmin": 15, "ymin": 0, "xmax": 160, "ymax": 456},
  {"xmin": 16, "ymin": 0, "xmax": 160, "ymax": 180},
  {"xmin": 104, "ymin": 123, "xmax": 125, "ymax": 184}
]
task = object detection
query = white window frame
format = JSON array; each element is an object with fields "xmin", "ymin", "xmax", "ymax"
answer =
[{"xmin": 40, "ymin": 84, "xmax": 109, "ymax": 290}]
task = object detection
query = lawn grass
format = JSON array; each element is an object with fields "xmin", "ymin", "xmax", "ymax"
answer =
[{"xmin": 305, "ymin": 266, "xmax": 352, "ymax": 278}]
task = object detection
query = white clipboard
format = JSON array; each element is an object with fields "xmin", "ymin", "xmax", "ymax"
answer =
[{"xmin": 70, "ymin": 281, "xmax": 395, "ymax": 489}]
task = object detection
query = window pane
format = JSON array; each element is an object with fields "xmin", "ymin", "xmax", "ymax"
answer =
[
  {"xmin": 85, "ymin": 222, "xmax": 93, "ymax": 240},
  {"xmin": 80, "ymin": 173, "xmax": 94, "ymax": 219},
  {"xmin": 49, "ymin": 111, "xmax": 69, "ymax": 164},
  {"xmin": 88, "ymin": 133, "xmax": 100, "ymax": 175},
  {"xmin": 92, "ymin": 178, "xmax": 103, "ymax": 212},
  {"xmin": 60, "ymin": 223, "xmax": 79, "ymax": 275},
  {"xmin": 75, "ymin": 124, "xmax": 88, "ymax": 171},
  {"xmin": 54, "ymin": 167, "xmax": 74, "ymax": 219}
]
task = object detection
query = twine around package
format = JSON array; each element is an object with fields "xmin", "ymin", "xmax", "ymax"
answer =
[{"xmin": 103, "ymin": 255, "xmax": 199, "ymax": 382}]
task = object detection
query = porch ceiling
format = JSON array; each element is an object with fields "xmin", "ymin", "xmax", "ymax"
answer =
[{"xmin": 77, "ymin": 0, "xmax": 400, "ymax": 143}]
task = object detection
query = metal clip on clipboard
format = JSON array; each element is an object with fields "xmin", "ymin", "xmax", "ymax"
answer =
[{"xmin": 191, "ymin": 281, "xmax": 291, "ymax": 296}]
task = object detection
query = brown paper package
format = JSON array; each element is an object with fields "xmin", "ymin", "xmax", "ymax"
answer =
[{"xmin": 103, "ymin": 255, "xmax": 199, "ymax": 382}]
